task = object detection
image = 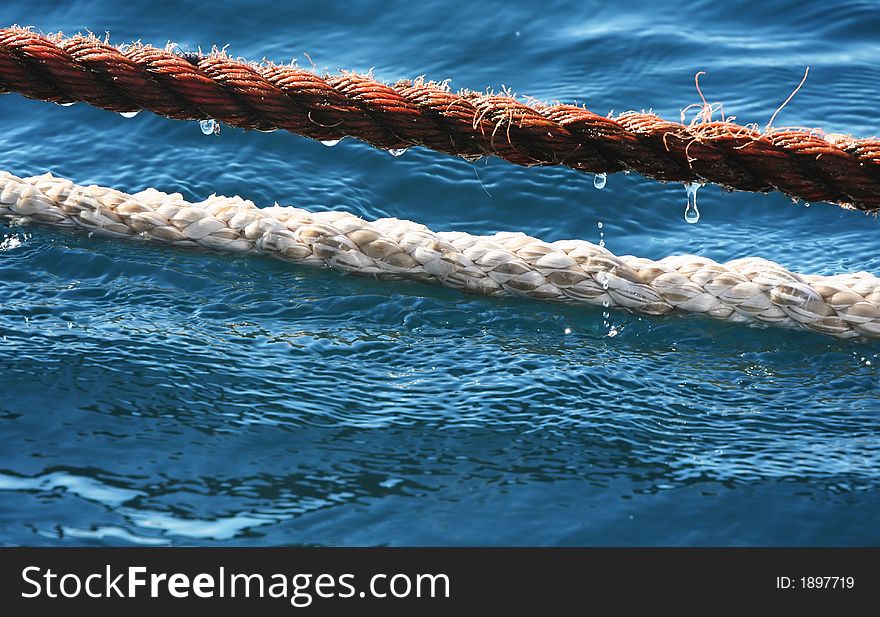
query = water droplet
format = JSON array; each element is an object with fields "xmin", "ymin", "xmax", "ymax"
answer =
[
  {"xmin": 599, "ymin": 273, "xmax": 610, "ymax": 289},
  {"xmin": 119, "ymin": 110, "xmax": 139, "ymax": 119},
  {"xmin": 597, "ymin": 221, "xmax": 604, "ymax": 229},
  {"xmin": 58, "ymin": 101, "xmax": 76, "ymax": 107},
  {"xmin": 320, "ymin": 138, "xmax": 342, "ymax": 147},
  {"xmin": 199, "ymin": 119, "xmax": 219, "ymax": 135},
  {"xmin": 607, "ymin": 326, "xmax": 619, "ymax": 337},
  {"xmin": 388, "ymin": 147, "xmax": 408, "ymax": 157},
  {"xmin": 564, "ymin": 327, "xmax": 572, "ymax": 335},
  {"xmin": 684, "ymin": 181, "xmax": 702, "ymax": 224},
  {"xmin": 593, "ymin": 172, "xmax": 607, "ymax": 189}
]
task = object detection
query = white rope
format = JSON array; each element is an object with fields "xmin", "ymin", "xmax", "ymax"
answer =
[{"xmin": 2, "ymin": 170, "xmax": 880, "ymax": 339}]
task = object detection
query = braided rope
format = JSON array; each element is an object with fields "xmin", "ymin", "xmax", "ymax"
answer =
[
  {"xmin": 1, "ymin": 27, "xmax": 880, "ymax": 211},
  {"xmin": 2, "ymin": 170, "xmax": 880, "ymax": 339}
]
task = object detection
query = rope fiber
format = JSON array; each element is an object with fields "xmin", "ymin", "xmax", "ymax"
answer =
[
  {"xmin": 2, "ymin": 27, "xmax": 880, "ymax": 211},
  {"xmin": 3, "ymin": 170, "xmax": 880, "ymax": 339}
]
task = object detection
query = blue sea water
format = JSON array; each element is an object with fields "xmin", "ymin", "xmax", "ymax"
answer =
[{"xmin": 1, "ymin": 0, "xmax": 879, "ymax": 546}]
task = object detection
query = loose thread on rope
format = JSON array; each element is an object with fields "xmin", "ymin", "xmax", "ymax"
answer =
[
  {"xmin": 1, "ymin": 27, "xmax": 880, "ymax": 211},
  {"xmin": 766, "ymin": 67, "xmax": 810, "ymax": 131},
  {"xmin": 2, "ymin": 170, "xmax": 880, "ymax": 339}
]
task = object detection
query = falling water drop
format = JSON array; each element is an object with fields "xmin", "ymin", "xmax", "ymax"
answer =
[
  {"xmin": 684, "ymin": 182, "xmax": 702, "ymax": 224},
  {"xmin": 320, "ymin": 138, "xmax": 342, "ymax": 147},
  {"xmin": 598, "ymin": 271, "xmax": 616, "ymax": 334},
  {"xmin": 593, "ymin": 172, "xmax": 607, "ymax": 189},
  {"xmin": 119, "ymin": 110, "xmax": 140, "ymax": 119},
  {"xmin": 388, "ymin": 147, "xmax": 408, "ymax": 157},
  {"xmin": 597, "ymin": 221, "xmax": 605, "ymax": 248},
  {"xmin": 199, "ymin": 119, "xmax": 219, "ymax": 135}
]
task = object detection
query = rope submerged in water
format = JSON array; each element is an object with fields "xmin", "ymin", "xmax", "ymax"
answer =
[
  {"xmin": 2, "ymin": 27, "xmax": 880, "ymax": 211},
  {"xmin": 3, "ymin": 170, "xmax": 880, "ymax": 339}
]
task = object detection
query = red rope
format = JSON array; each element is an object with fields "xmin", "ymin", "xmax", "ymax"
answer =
[{"xmin": 2, "ymin": 26, "xmax": 879, "ymax": 211}]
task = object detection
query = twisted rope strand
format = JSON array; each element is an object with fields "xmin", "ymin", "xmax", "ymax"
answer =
[
  {"xmin": 2, "ymin": 27, "xmax": 880, "ymax": 211},
  {"xmin": 3, "ymin": 170, "xmax": 880, "ymax": 339}
]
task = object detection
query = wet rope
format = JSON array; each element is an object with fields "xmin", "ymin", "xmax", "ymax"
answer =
[
  {"xmin": 3, "ymin": 170, "xmax": 879, "ymax": 339},
  {"xmin": 1, "ymin": 27, "xmax": 880, "ymax": 212}
]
